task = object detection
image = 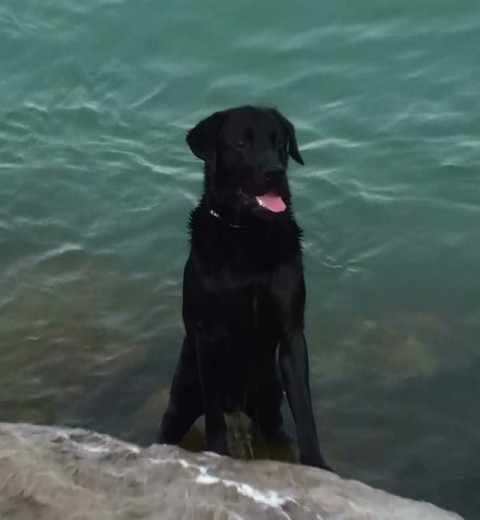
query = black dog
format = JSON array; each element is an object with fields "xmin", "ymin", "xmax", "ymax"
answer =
[{"xmin": 157, "ymin": 106, "xmax": 330, "ymax": 470}]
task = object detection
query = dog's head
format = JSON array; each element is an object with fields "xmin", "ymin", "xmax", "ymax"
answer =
[{"xmin": 186, "ymin": 106, "xmax": 304, "ymax": 218}]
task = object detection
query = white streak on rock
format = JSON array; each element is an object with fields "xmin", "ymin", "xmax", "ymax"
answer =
[
  {"xmin": 81, "ymin": 444, "xmax": 111, "ymax": 454},
  {"xmin": 195, "ymin": 471, "xmax": 290, "ymax": 509}
]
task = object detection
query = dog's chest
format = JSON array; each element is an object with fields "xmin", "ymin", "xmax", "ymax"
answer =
[
  {"xmin": 220, "ymin": 287, "xmax": 278, "ymax": 404},
  {"xmin": 252, "ymin": 290, "xmax": 259, "ymax": 331},
  {"xmin": 224, "ymin": 281, "xmax": 281, "ymax": 346},
  {"xmin": 195, "ymin": 219, "xmax": 299, "ymax": 273}
]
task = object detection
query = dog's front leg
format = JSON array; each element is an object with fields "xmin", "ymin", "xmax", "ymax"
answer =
[
  {"xmin": 195, "ymin": 331, "xmax": 229, "ymax": 456},
  {"xmin": 279, "ymin": 332, "xmax": 331, "ymax": 470}
]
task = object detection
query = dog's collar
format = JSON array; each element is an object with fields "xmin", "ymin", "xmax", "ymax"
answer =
[{"xmin": 209, "ymin": 209, "xmax": 242, "ymax": 229}]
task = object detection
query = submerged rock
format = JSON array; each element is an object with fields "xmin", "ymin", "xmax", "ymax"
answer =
[{"xmin": 0, "ymin": 422, "xmax": 463, "ymax": 520}]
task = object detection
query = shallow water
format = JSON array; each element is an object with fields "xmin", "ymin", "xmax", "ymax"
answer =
[{"xmin": 0, "ymin": 1, "xmax": 479, "ymax": 518}]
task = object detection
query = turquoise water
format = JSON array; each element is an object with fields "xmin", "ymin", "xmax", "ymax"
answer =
[{"xmin": 1, "ymin": 0, "xmax": 479, "ymax": 517}]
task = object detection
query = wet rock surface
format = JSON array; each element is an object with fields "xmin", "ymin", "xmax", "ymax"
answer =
[{"xmin": 0, "ymin": 422, "xmax": 463, "ymax": 520}]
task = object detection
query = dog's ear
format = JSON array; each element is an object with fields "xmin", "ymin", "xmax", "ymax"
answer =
[
  {"xmin": 268, "ymin": 109, "xmax": 305, "ymax": 165},
  {"xmin": 186, "ymin": 110, "xmax": 229, "ymax": 164}
]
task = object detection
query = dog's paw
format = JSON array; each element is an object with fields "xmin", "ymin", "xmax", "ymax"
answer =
[{"xmin": 206, "ymin": 434, "xmax": 230, "ymax": 457}]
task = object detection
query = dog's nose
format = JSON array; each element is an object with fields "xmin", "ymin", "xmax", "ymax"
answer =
[{"xmin": 262, "ymin": 165, "xmax": 286, "ymax": 179}]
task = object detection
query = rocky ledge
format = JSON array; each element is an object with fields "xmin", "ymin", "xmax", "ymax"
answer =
[{"xmin": 0, "ymin": 422, "xmax": 463, "ymax": 520}]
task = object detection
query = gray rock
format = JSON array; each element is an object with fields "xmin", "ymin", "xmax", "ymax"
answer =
[{"xmin": 0, "ymin": 423, "xmax": 463, "ymax": 520}]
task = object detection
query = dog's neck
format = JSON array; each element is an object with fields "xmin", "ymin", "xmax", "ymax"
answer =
[
  {"xmin": 208, "ymin": 208, "xmax": 242, "ymax": 229},
  {"xmin": 202, "ymin": 193, "xmax": 243, "ymax": 229}
]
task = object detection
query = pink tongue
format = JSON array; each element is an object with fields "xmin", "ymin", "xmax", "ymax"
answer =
[{"xmin": 255, "ymin": 192, "xmax": 286, "ymax": 213}]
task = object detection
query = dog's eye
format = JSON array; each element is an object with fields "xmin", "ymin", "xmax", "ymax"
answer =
[{"xmin": 235, "ymin": 139, "xmax": 246, "ymax": 149}]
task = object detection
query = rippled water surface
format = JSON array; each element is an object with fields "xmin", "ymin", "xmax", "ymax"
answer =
[{"xmin": 1, "ymin": 1, "xmax": 479, "ymax": 518}]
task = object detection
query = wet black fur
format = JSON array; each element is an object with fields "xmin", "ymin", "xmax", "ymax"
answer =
[{"xmin": 157, "ymin": 106, "xmax": 330, "ymax": 469}]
